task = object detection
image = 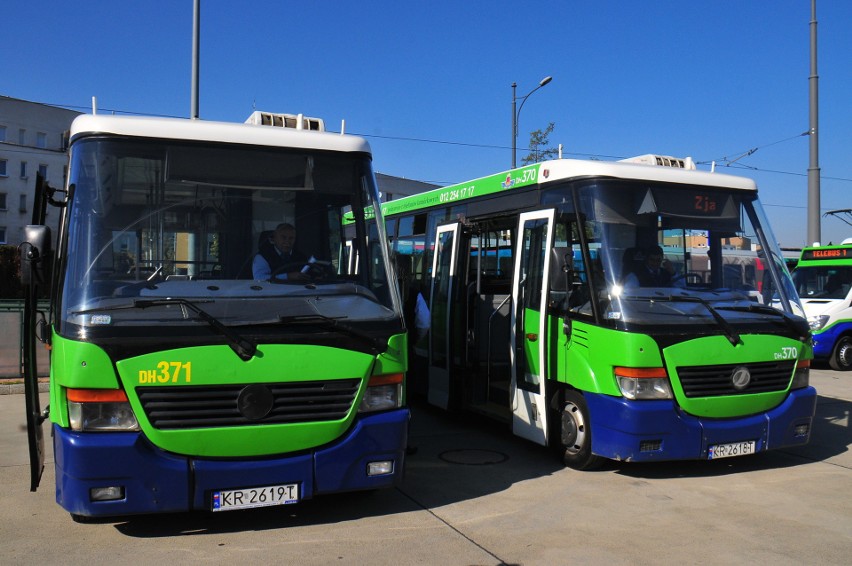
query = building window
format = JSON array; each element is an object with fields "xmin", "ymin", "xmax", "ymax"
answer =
[
  {"xmin": 36, "ymin": 132, "xmax": 47, "ymax": 149},
  {"xmin": 20, "ymin": 161, "xmax": 28, "ymax": 179},
  {"xmin": 38, "ymin": 164, "xmax": 48, "ymax": 179},
  {"xmin": 0, "ymin": 159, "xmax": 7, "ymax": 177},
  {"xmin": 19, "ymin": 194, "xmax": 27, "ymax": 213},
  {"xmin": 0, "ymin": 193, "xmax": 6, "ymax": 210},
  {"xmin": 18, "ymin": 129, "xmax": 25, "ymax": 145},
  {"xmin": 0, "ymin": 125, "xmax": 6, "ymax": 142},
  {"xmin": 0, "ymin": 226, "xmax": 6, "ymax": 244}
]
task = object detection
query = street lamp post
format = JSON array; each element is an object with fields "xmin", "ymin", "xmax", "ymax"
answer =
[{"xmin": 512, "ymin": 76, "xmax": 552, "ymax": 168}]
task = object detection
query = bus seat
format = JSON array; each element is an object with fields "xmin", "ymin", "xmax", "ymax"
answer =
[
  {"xmin": 620, "ymin": 247, "xmax": 644, "ymax": 283},
  {"xmin": 257, "ymin": 230, "xmax": 274, "ymax": 254},
  {"xmin": 237, "ymin": 230, "xmax": 275, "ymax": 279},
  {"xmin": 498, "ymin": 256, "xmax": 512, "ymax": 277}
]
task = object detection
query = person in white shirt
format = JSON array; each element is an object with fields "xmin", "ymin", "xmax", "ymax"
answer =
[
  {"xmin": 396, "ymin": 255, "xmax": 430, "ymax": 342},
  {"xmin": 252, "ymin": 223, "xmax": 309, "ymax": 281}
]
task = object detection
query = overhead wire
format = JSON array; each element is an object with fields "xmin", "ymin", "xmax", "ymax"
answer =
[{"xmin": 11, "ymin": 99, "xmax": 852, "ymax": 187}]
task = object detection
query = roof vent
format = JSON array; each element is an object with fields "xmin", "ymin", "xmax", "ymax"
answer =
[
  {"xmin": 245, "ymin": 111, "xmax": 325, "ymax": 132},
  {"xmin": 619, "ymin": 154, "xmax": 696, "ymax": 170}
]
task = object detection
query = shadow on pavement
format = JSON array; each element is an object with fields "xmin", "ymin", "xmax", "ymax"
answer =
[
  {"xmin": 107, "ymin": 390, "xmax": 850, "ymax": 536},
  {"xmin": 112, "ymin": 399, "xmax": 564, "ymax": 537}
]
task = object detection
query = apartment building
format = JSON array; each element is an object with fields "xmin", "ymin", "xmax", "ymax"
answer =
[{"xmin": 0, "ymin": 96, "xmax": 80, "ymax": 245}]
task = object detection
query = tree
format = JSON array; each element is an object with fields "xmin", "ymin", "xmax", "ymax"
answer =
[{"xmin": 521, "ymin": 122, "xmax": 558, "ymax": 165}]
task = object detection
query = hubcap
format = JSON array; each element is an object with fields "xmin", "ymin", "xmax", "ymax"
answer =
[
  {"xmin": 839, "ymin": 342, "xmax": 852, "ymax": 368},
  {"xmin": 562, "ymin": 402, "xmax": 587, "ymax": 455}
]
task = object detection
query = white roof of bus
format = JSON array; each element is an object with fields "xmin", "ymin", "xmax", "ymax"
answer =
[
  {"xmin": 69, "ymin": 114, "xmax": 372, "ymax": 154},
  {"xmin": 539, "ymin": 158, "xmax": 757, "ymax": 191}
]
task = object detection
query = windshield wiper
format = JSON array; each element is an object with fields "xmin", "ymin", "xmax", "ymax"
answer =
[
  {"xmin": 135, "ymin": 299, "xmax": 257, "ymax": 361},
  {"xmin": 716, "ymin": 304, "xmax": 810, "ymax": 341},
  {"xmin": 632, "ymin": 294, "xmax": 744, "ymax": 347},
  {"xmin": 279, "ymin": 314, "xmax": 388, "ymax": 354},
  {"xmin": 74, "ymin": 298, "xmax": 257, "ymax": 361}
]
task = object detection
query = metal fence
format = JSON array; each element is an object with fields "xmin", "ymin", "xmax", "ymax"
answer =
[{"xmin": 0, "ymin": 301, "xmax": 50, "ymax": 378}]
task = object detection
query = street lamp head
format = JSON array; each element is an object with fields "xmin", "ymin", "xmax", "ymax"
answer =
[{"xmin": 511, "ymin": 75, "xmax": 553, "ymax": 168}]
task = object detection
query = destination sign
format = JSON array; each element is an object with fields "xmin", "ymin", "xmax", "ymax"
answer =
[{"xmin": 801, "ymin": 247, "xmax": 851, "ymax": 261}]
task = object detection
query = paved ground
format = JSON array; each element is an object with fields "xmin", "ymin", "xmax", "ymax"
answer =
[{"xmin": 2, "ymin": 367, "xmax": 850, "ymax": 565}]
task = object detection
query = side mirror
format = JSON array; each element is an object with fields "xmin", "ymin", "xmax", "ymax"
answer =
[
  {"xmin": 549, "ymin": 247, "xmax": 573, "ymax": 293},
  {"xmin": 548, "ymin": 247, "xmax": 574, "ymax": 315},
  {"xmin": 20, "ymin": 225, "xmax": 52, "ymax": 287}
]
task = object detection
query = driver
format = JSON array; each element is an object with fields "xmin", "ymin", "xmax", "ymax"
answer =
[
  {"xmin": 252, "ymin": 223, "xmax": 309, "ymax": 281},
  {"xmin": 623, "ymin": 245, "xmax": 684, "ymax": 288}
]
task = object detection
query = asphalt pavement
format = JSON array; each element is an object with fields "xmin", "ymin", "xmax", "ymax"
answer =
[{"xmin": 1, "ymin": 367, "xmax": 850, "ymax": 565}]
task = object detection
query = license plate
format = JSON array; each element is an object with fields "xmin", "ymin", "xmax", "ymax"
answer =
[
  {"xmin": 212, "ymin": 483, "xmax": 299, "ymax": 512},
  {"xmin": 708, "ymin": 440, "xmax": 756, "ymax": 460}
]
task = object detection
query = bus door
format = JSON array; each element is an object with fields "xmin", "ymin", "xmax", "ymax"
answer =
[
  {"xmin": 511, "ymin": 209, "xmax": 555, "ymax": 445},
  {"xmin": 428, "ymin": 222, "xmax": 461, "ymax": 409},
  {"xmin": 22, "ymin": 173, "xmax": 53, "ymax": 491}
]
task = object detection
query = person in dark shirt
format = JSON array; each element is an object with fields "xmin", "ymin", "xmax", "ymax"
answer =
[
  {"xmin": 252, "ymin": 223, "xmax": 309, "ymax": 281},
  {"xmin": 624, "ymin": 245, "xmax": 680, "ymax": 288}
]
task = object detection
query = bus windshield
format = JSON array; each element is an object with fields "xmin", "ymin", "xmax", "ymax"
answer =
[
  {"xmin": 59, "ymin": 137, "xmax": 398, "ymax": 336},
  {"xmin": 793, "ymin": 265, "xmax": 852, "ymax": 300},
  {"xmin": 555, "ymin": 180, "xmax": 804, "ymax": 330}
]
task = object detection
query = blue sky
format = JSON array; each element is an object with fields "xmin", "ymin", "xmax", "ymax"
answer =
[{"xmin": 5, "ymin": 1, "xmax": 850, "ymax": 247}]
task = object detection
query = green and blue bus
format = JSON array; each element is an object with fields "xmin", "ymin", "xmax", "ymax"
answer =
[
  {"xmin": 793, "ymin": 239, "xmax": 852, "ymax": 370},
  {"xmin": 378, "ymin": 154, "xmax": 816, "ymax": 469},
  {"xmin": 21, "ymin": 111, "xmax": 408, "ymax": 520}
]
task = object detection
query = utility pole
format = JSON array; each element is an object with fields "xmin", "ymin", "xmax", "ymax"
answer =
[
  {"xmin": 807, "ymin": 0, "xmax": 821, "ymax": 245},
  {"xmin": 191, "ymin": 0, "xmax": 201, "ymax": 119}
]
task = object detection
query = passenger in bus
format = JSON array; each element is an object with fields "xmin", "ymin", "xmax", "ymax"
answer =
[
  {"xmin": 395, "ymin": 254, "xmax": 430, "ymax": 409},
  {"xmin": 824, "ymin": 273, "xmax": 846, "ymax": 298},
  {"xmin": 396, "ymin": 255, "xmax": 430, "ymax": 343},
  {"xmin": 623, "ymin": 245, "xmax": 683, "ymax": 288},
  {"xmin": 115, "ymin": 246, "xmax": 135, "ymax": 276},
  {"xmin": 252, "ymin": 223, "xmax": 309, "ymax": 281}
]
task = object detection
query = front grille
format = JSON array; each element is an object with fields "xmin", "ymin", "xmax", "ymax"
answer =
[
  {"xmin": 136, "ymin": 379, "xmax": 361, "ymax": 430},
  {"xmin": 676, "ymin": 361, "xmax": 794, "ymax": 398}
]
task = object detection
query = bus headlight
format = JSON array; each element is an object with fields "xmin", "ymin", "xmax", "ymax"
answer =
[
  {"xmin": 358, "ymin": 373, "xmax": 404, "ymax": 413},
  {"xmin": 808, "ymin": 315, "xmax": 830, "ymax": 331},
  {"xmin": 615, "ymin": 367, "xmax": 673, "ymax": 400},
  {"xmin": 790, "ymin": 359, "xmax": 810, "ymax": 390},
  {"xmin": 67, "ymin": 389, "xmax": 140, "ymax": 432}
]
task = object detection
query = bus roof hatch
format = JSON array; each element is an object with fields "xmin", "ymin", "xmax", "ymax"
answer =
[
  {"xmin": 245, "ymin": 111, "xmax": 325, "ymax": 132},
  {"xmin": 619, "ymin": 154, "xmax": 696, "ymax": 170}
]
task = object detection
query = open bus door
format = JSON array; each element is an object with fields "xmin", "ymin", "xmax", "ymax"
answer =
[
  {"xmin": 20, "ymin": 173, "xmax": 54, "ymax": 491},
  {"xmin": 510, "ymin": 210, "xmax": 555, "ymax": 445},
  {"xmin": 428, "ymin": 222, "xmax": 461, "ymax": 409}
]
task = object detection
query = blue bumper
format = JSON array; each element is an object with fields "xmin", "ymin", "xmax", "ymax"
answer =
[
  {"xmin": 53, "ymin": 409, "xmax": 409, "ymax": 518},
  {"xmin": 813, "ymin": 323, "xmax": 850, "ymax": 359},
  {"xmin": 584, "ymin": 387, "xmax": 816, "ymax": 462}
]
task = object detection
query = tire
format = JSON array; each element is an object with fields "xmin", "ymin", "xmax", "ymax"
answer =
[
  {"xmin": 558, "ymin": 390, "xmax": 603, "ymax": 470},
  {"xmin": 829, "ymin": 336, "xmax": 852, "ymax": 371}
]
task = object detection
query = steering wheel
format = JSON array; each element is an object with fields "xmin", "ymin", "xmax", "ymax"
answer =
[{"xmin": 268, "ymin": 261, "xmax": 332, "ymax": 283}]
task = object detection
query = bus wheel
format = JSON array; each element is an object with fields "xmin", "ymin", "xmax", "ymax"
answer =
[
  {"xmin": 829, "ymin": 336, "xmax": 852, "ymax": 371},
  {"xmin": 559, "ymin": 390, "xmax": 603, "ymax": 470}
]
